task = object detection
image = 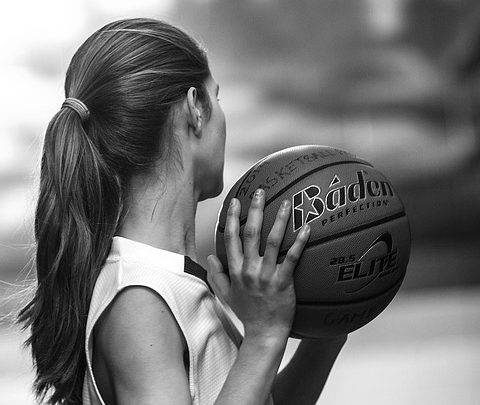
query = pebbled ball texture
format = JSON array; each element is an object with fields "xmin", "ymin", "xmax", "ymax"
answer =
[{"xmin": 215, "ymin": 145, "xmax": 411, "ymax": 338}]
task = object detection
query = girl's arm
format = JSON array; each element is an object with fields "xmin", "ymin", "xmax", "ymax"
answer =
[
  {"xmin": 207, "ymin": 189, "xmax": 311, "ymax": 404},
  {"xmin": 272, "ymin": 336, "xmax": 347, "ymax": 405},
  {"xmin": 211, "ymin": 189, "xmax": 347, "ymax": 405},
  {"xmin": 96, "ymin": 190, "xmax": 310, "ymax": 405}
]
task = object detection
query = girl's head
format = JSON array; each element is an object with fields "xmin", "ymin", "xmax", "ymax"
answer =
[{"xmin": 18, "ymin": 18, "xmax": 220, "ymax": 404}]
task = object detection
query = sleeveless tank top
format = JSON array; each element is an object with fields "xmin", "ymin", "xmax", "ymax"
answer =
[{"xmin": 82, "ymin": 236, "xmax": 245, "ymax": 405}]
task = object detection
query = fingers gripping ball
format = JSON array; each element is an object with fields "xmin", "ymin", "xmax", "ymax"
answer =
[{"xmin": 215, "ymin": 145, "xmax": 411, "ymax": 338}]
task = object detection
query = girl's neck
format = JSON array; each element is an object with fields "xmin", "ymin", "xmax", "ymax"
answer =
[{"xmin": 118, "ymin": 170, "xmax": 199, "ymax": 261}]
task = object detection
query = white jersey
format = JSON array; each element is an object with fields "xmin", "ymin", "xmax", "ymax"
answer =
[{"xmin": 82, "ymin": 236, "xmax": 244, "ymax": 405}]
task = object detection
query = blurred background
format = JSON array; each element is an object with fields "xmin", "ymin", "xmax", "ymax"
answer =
[{"xmin": 1, "ymin": 0, "xmax": 479, "ymax": 404}]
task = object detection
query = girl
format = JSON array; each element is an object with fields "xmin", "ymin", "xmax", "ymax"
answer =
[{"xmin": 18, "ymin": 18, "xmax": 346, "ymax": 405}]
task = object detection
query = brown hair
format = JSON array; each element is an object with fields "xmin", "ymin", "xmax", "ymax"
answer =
[{"xmin": 18, "ymin": 18, "xmax": 211, "ymax": 404}]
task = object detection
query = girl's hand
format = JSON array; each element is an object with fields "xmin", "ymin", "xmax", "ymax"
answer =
[{"xmin": 207, "ymin": 188, "xmax": 311, "ymax": 342}]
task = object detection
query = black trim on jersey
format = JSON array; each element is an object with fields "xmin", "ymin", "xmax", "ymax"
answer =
[{"xmin": 184, "ymin": 256, "xmax": 213, "ymax": 293}]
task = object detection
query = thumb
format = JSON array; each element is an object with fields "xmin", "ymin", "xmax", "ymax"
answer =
[{"xmin": 207, "ymin": 255, "xmax": 231, "ymax": 303}]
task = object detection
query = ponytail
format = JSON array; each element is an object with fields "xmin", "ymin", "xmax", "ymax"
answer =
[
  {"xmin": 18, "ymin": 107, "xmax": 121, "ymax": 404},
  {"xmin": 17, "ymin": 17, "xmax": 211, "ymax": 404}
]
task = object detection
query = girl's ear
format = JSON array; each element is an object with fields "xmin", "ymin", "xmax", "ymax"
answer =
[{"xmin": 186, "ymin": 87, "xmax": 202, "ymax": 136}]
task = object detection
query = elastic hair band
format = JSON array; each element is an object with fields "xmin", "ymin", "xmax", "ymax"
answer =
[{"xmin": 62, "ymin": 97, "xmax": 90, "ymax": 122}]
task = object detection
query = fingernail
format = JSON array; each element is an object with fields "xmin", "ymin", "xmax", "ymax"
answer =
[
  {"xmin": 254, "ymin": 188, "xmax": 264, "ymax": 198},
  {"xmin": 207, "ymin": 254, "xmax": 217, "ymax": 266},
  {"xmin": 281, "ymin": 200, "xmax": 291, "ymax": 209},
  {"xmin": 230, "ymin": 198, "xmax": 236, "ymax": 207},
  {"xmin": 303, "ymin": 224, "xmax": 311, "ymax": 234}
]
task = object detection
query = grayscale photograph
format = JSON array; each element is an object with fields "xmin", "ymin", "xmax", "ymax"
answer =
[{"xmin": 0, "ymin": 1, "xmax": 479, "ymax": 404}]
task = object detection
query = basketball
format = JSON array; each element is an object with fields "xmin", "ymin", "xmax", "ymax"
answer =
[{"xmin": 215, "ymin": 145, "xmax": 411, "ymax": 338}]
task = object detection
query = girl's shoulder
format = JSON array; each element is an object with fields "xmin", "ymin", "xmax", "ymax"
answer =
[{"xmin": 92, "ymin": 285, "xmax": 191, "ymax": 404}]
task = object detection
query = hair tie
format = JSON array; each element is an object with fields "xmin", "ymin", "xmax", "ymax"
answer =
[{"xmin": 62, "ymin": 97, "xmax": 90, "ymax": 122}]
